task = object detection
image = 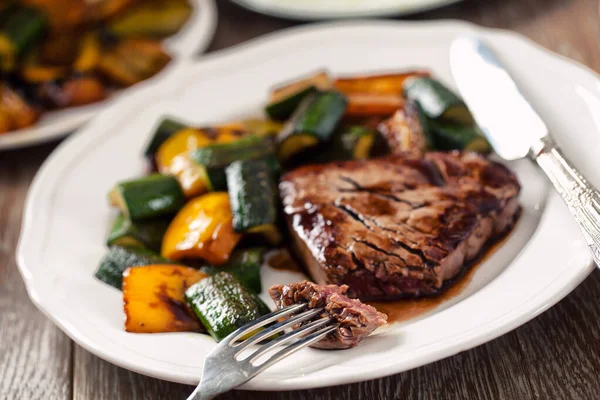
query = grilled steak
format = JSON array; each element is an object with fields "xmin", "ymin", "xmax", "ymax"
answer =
[
  {"xmin": 269, "ymin": 281, "xmax": 387, "ymax": 349},
  {"xmin": 280, "ymin": 152, "xmax": 520, "ymax": 300}
]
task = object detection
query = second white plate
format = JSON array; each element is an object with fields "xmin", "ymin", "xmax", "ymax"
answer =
[
  {"xmin": 232, "ymin": 0, "xmax": 462, "ymax": 20},
  {"xmin": 0, "ymin": 0, "xmax": 217, "ymax": 151},
  {"xmin": 18, "ymin": 21, "xmax": 597, "ymax": 390}
]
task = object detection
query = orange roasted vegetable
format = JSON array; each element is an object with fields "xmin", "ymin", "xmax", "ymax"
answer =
[
  {"xmin": 156, "ymin": 126, "xmax": 247, "ymax": 197},
  {"xmin": 98, "ymin": 38, "xmax": 171, "ymax": 87},
  {"xmin": 334, "ymin": 71, "xmax": 430, "ymax": 117},
  {"xmin": 156, "ymin": 128, "xmax": 213, "ymax": 197},
  {"xmin": 0, "ymin": 85, "xmax": 40, "ymax": 133},
  {"xmin": 123, "ymin": 264, "xmax": 207, "ymax": 333},
  {"xmin": 161, "ymin": 193, "xmax": 242, "ymax": 265}
]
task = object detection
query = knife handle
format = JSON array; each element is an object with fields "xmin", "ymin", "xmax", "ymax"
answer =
[{"xmin": 532, "ymin": 138, "xmax": 600, "ymax": 267}]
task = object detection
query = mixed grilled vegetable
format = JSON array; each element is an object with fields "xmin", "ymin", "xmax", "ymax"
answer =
[
  {"xmin": 0, "ymin": 0, "xmax": 192, "ymax": 134},
  {"xmin": 96, "ymin": 67, "xmax": 490, "ymax": 342}
]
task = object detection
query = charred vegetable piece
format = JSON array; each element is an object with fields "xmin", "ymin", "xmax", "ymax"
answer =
[
  {"xmin": 0, "ymin": 84, "xmax": 40, "ymax": 133},
  {"xmin": 95, "ymin": 245, "xmax": 175, "ymax": 290},
  {"xmin": 403, "ymin": 77, "xmax": 474, "ymax": 124},
  {"xmin": 37, "ymin": 76, "xmax": 107, "ymax": 108},
  {"xmin": 226, "ymin": 159, "xmax": 280, "ymax": 244},
  {"xmin": 190, "ymin": 135, "xmax": 276, "ymax": 191},
  {"xmin": 378, "ymin": 101, "xmax": 431, "ymax": 157},
  {"xmin": 98, "ymin": 38, "xmax": 171, "ymax": 87},
  {"xmin": 0, "ymin": 5, "xmax": 47, "ymax": 71},
  {"xmin": 106, "ymin": 213, "xmax": 171, "ymax": 252},
  {"xmin": 109, "ymin": 0, "xmax": 192, "ymax": 37},
  {"xmin": 277, "ymin": 91, "xmax": 347, "ymax": 161},
  {"xmin": 265, "ymin": 70, "xmax": 331, "ymax": 120},
  {"xmin": 334, "ymin": 71, "xmax": 429, "ymax": 118},
  {"xmin": 185, "ymin": 271, "xmax": 270, "ymax": 341},
  {"xmin": 428, "ymin": 120, "xmax": 491, "ymax": 153},
  {"xmin": 109, "ymin": 174, "xmax": 186, "ymax": 221},
  {"xmin": 335, "ymin": 126, "xmax": 377, "ymax": 160},
  {"xmin": 123, "ymin": 264, "xmax": 207, "ymax": 333},
  {"xmin": 144, "ymin": 117, "xmax": 189, "ymax": 162},
  {"xmin": 200, "ymin": 248, "xmax": 264, "ymax": 294},
  {"xmin": 20, "ymin": 64, "xmax": 66, "ymax": 83},
  {"xmin": 161, "ymin": 192, "xmax": 242, "ymax": 265},
  {"xmin": 74, "ymin": 33, "xmax": 101, "ymax": 72},
  {"xmin": 240, "ymin": 118, "xmax": 283, "ymax": 137}
]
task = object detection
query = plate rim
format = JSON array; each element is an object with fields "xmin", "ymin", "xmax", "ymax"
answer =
[
  {"xmin": 16, "ymin": 20, "xmax": 597, "ymax": 390},
  {"xmin": 231, "ymin": 0, "xmax": 463, "ymax": 20},
  {"xmin": 0, "ymin": 0, "xmax": 217, "ymax": 152}
]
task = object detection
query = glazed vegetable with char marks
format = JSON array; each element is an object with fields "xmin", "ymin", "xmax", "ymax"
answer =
[
  {"xmin": 123, "ymin": 264, "xmax": 207, "ymax": 333},
  {"xmin": 185, "ymin": 271, "xmax": 270, "ymax": 341},
  {"xmin": 108, "ymin": 0, "xmax": 192, "ymax": 38},
  {"xmin": 109, "ymin": 174, "xmax": 186, "ymax": 221},
  {"xmin": 226, "ymin": 159, "xmax": 281, "ymax": 244},
  {"xmin": 95, "ymin": 245, "xmax": 176, "ymax": 290},
  {"xmin": 161, "ymin": 192, "xmax": 242, "ymax": 265}
]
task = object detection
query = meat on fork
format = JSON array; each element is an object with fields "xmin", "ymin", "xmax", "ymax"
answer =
[
  {"xmin": 280, "ymin": 151, "xmax": 521, "ymax": 301},
  {"xmin": 269, "ymin": 281, "xmax": 387, "ymax": 349}
]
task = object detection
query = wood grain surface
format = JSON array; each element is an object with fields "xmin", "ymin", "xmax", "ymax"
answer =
[{"xmin": 2, "ymin": 1, "xmax": 600, "ymax": 399}]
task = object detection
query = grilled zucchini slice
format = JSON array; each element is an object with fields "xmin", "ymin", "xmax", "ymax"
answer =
[
  {"xmin": 226, "ymin": 159, "xmax": 281, "ymax": 244},
  {"xmin": 109, "ymin": 174, "xmax": 186, "ymax": 221},
  {"xmin": 185, "ymin": 272, "xmax": 270, "ymax": 341},
  {"xmin": 106, "ymin": 213, "xmax": 171, "ymax": 252},
  {"xmin": 200, "ymin": 248, "xmax": 264, "ymax": 294},
  {"xmin": 265, "ymin": 70, "xmax": 331, "ymax": 120}
]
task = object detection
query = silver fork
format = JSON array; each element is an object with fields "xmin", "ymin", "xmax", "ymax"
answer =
[{"xmin": 187, "ymin": 303, "xmax": 337, "ymax": 400}]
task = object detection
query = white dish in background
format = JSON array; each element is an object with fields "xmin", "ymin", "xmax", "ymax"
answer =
[
  {"xmin": 0, "ymin": 0, "xmax": 217, "ymax": 151},
  {"xmin": 17, "ymin": 21, "xmax": 597, "ymax": 390},
  {"xmin": 232, "ymin": 0, "xmax": 462, "ymax": 20}
]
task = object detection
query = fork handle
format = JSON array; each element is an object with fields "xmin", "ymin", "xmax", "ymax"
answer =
[{"xmin": 532, "ymin": 137, "xmax": 600, "ymax": 268}]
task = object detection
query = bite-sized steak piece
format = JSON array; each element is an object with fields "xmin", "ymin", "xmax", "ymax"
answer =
[
  {"xmin": 269, "ymin": 281, "xmax": 387, "ymax": 349},
  {"xmin": 280, "ymin": 152, "xmax": 520, "ymax": 300}
]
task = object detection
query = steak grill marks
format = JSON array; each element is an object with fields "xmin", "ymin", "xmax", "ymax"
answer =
[{"xmin": 281, "ymin": 152, "xmax": 521, "ymax": 300}]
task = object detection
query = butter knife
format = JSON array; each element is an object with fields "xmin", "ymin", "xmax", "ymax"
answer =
[{"xmin": 450, "ymin": 35, "xmax": 600, "ymax": 267}]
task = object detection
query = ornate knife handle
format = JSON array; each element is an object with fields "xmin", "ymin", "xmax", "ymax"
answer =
[{"xmin": 532, "ymin": 137, "xmax": 600, "ymax": 267}]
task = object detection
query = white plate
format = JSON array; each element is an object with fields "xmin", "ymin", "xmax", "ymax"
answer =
[
  {"xmin": 232, "ymin": 0, "xmax": 462, "ymax": 20},
  {"xmin": 0, "ymin": 0, "xmax": 217, "ymax": 151},
  {"xmin": 17, "ymin": 21, "xmax": 597, "ymax": 390}
]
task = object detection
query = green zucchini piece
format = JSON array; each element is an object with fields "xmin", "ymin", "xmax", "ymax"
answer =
[
  {"xmin": 265, "ymin": 70, "xmax": 331, "ymax": 120},
  {"xmin": 95, "ymin": 245, "xmax": 174, "ymax": 290},
  {"xmin": 403, "ymin": 77, "xmax": 474, "ymax": 125},
  {"xmin": 428, "ymin": 120, "xmax": 492, "ymax": 153},
  {"xmin": 106, "ymin": 213, "xmax": 170, "ymax": 252},
  {"xmin": 185, "ymin": 272, "xmax": 270, "ymax": 341},
  {"xmin": 226, "ymin": 159, "xmax": 280, "ymax": 243},
  {"xmin": 200, "ymin": 248, "xmax": 264, "ymax": 294},
  {"xmin": 277, "ymin": 91, "xmax": 348, "ymax": 161},
  {"xmin": 190, "ymin": 135, "xmax": 277, "ymax": 191},
  {"xmin": 0, "ymin": 5, "xmax": 47, "ymax": 71},
  {"xmin": 109, "ymin": 174, "xmax": 186, "ymax": 221},
  {"xmin": 143, "ymin": 117, "xmax": 188, "ymax": 161}
]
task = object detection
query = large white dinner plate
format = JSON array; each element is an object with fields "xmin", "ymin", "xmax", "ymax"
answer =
[
  {"xmin": 232, "ymin": 0, "xmax": 462, "ymax": 20},
  {"xmin": 0, "ymin": 0, "xmax": 217, "ymax": 151},
  {"xmin": 17, "ymin": 21, "xmax": 598, "ymax": 390}
]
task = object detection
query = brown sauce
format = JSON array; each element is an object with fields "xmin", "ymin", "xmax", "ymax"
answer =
[
  {"xmin": 369, "ymin": 226, "xmax": 515, "ymax": 324},
  {"xmin": 267, "ymin": 249, "xmax": 301, "ymax": 272}
]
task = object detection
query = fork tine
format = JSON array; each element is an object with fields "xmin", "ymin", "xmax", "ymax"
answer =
[
  {"xmin": 249, "ymin": 316, "xmax": 334, "ymax": 364},
  {"xmin": 252, "ymin": 324, "xmax": 338, "ymax": 374},
  {"xmin": 227, "ymin": 303, "xmax": 306, "ymax": 345},
  {"xmin": 234, "ymin": 307, "xmax": 325, "ymax": 353}
]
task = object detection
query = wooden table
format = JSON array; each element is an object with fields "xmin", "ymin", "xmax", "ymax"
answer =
[{"xmin": 2, "ymin": 1, "xmax": 600, "ymax": 399}]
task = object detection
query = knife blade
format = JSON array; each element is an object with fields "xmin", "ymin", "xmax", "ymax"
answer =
[
  {"xmin": 450, "ymin": 34, "xmax": 600, "ymax": 269},
  {"xmin": 450, "ymin": 35, "xmax": 548, "ymax": 160}
]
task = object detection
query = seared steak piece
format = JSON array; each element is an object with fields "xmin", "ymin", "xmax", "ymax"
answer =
[
  {"xmin": 269, "ymin": 281, "xmax": 387, "ymax": 349},
  {"xmin": 280, "ymin": 152, "xmax": 520, "ymax": 300}
]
